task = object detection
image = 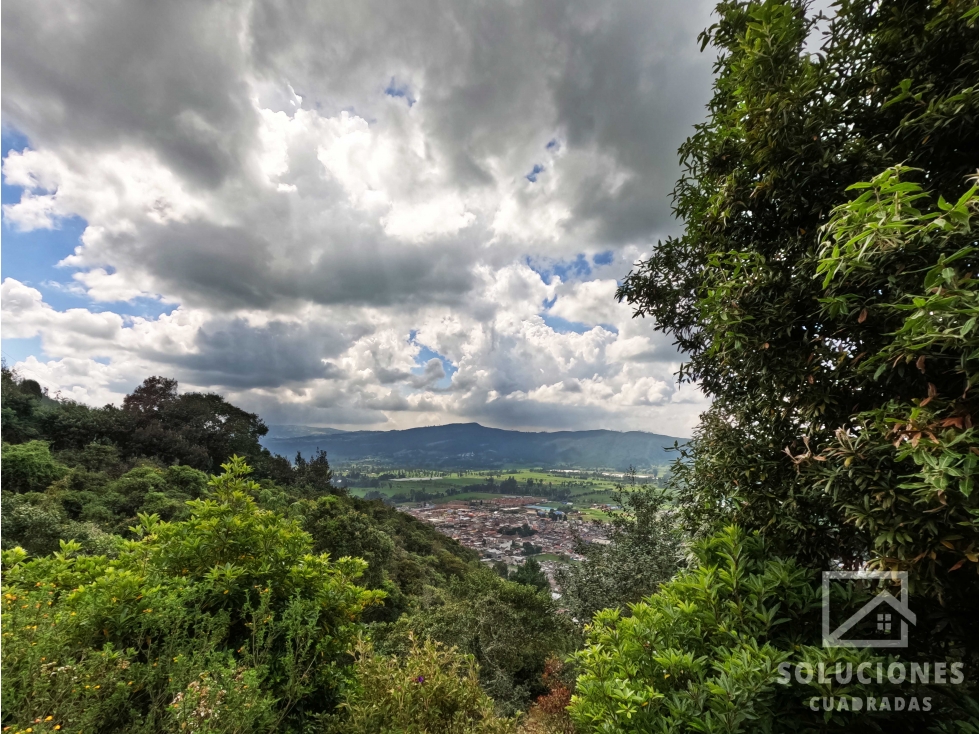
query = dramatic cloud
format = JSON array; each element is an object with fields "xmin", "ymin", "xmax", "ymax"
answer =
[{"xmin": 1, "ymin": 0, "xmax": 714, "ymax": 436}]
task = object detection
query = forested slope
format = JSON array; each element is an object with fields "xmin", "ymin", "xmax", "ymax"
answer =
[
  {"xmin": 262, "ymin": 422, "xmax": 686, "ymax": 470},
  {"xmin": 1, "ymin": 368, "xmax": 574, "ymax": 732}
]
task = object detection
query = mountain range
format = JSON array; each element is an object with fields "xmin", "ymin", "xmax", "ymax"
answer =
[{"xmin": 260, "ymin": 422, "xmax": 687, "ymax": 470}]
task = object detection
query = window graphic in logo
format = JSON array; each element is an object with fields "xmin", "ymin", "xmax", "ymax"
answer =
[{"xmin": 822, "ymin": 571, "xmax": 916, "ymax": 648}]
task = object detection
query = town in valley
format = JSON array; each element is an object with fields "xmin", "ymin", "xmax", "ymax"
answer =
[{"xmin": 403, "ymin": 495, "xmax": 613, "ymax": 591}]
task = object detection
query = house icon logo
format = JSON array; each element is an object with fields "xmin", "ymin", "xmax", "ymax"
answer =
[{"xmin": 822, "ymin": 571, "xmax": 916, "ymax": 648}]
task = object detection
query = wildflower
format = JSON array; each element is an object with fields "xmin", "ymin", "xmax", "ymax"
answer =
[{"xmin": 416, "ymin": 675, "xmax": 425, "ymax": 684}]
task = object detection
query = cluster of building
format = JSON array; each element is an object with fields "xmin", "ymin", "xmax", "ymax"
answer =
[{"xmin": 403, "ymin": 497, "xmax": 610, "ymax": 590}]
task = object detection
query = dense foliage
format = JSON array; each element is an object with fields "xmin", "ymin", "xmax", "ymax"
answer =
[
  {"xmin": 1, "ymin": 370, "xmax": 574, "ymax": 732},
  {"xmin": 816, "ymin": 167, "xmax": 978, "ymax": 594},
  {"xmin": 571, "ymin": 528, "xmax": 893, "ymax": 733},
  {"xmin": 569, "ymin": 0, "xmax": 979, "ymax": 731},
  {"xmin": 2, "ymin": 371, "xmax": 293, "ymax": 480},
  {"xmin": 2, "ymin": 458, "xmax": 381, "ymax": 732},
  {"xmin": 331, "ymin": 637, "xmax": 517, "ymax": 734},
  {"xmin": 618, "ymin": 0, "xmax": 978, "ymax": 578},
  {"xmin": 613, "ymin": 0, "xmax": 978, "ymax": 670},
  {"xmin": 377, "ymin": 568, "xmax": 575, "ymax": 716},
  {"xmin": 556, "ymin": 484, "xmax": 683, "ymax": 623}
]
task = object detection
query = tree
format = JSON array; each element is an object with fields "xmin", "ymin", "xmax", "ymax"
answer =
[
  {"xmin": 0, "ymin": 440, "xmax": 65, "ymax": 493},
  {"xmin": 295, "ymin": 448, "xmax": 337, "ymax": 492},
  {"xmin": 377, "ymin": 570, "xmax": 575, "ymax": 716},
  {"xmin": 509, "ymin": 557, "xmax": 550, "ymax": 593},
  {"xmin": 126, "ymin": 382, "xmax": 270, "ymax": 470},
  {"xmin": 1, "ymin": 364, "xmax": 44, "ymax": 443},
  {"xmin": 815, "ymin": 167, "xmax": 978, "ymax": 593},
  {"xmin": 557, "ymin": 484, "xmax": 683, "ymax": 623},
  {"xmin": 616, "ymin": 0, "xmax": 978, "ymax": 663},
  {"xmin": 121, "ymin": 375, "xmax": 178, "ymax": 416}
]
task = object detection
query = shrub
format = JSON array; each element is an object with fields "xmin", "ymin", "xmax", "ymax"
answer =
[
  {"xmin": 1, "ymin": 440, "xmax": 65, "ymax": 493},
  {"xmin": 1, "ymin": 457, "xmax": 382, "ymax": 733},
  {"xmin": 332, "ymin": 636, "xmax": 517, "ymax": 734},
  {"xmin": 570, "ymin": 527, "xmax": 901, "ymax": 733},
  {"xmin": 376, "ymin": 569, "xmax": 576, "ymax": 716},
  {"xmin": 519, "ymin": 657, "xmax": 577, "ymax": 734},
  {"xmin": 0, "ymin": 492, "xmax": 72, "ymax": 556}
]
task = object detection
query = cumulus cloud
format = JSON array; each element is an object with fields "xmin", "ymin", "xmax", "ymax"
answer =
[{"xmin": 1, "ymin": 0, "xmax": 715, "ymax": 436}]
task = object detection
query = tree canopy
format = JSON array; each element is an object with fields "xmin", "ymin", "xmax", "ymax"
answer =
[
  {"xmin": 570, "ymin": 0, "xmax": 979, "ymax": 731},
  {"xmin": 616, "ymin": 0, "xmax": 978, "ymax": 652}
]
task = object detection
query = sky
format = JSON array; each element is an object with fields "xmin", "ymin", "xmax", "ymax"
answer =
[{"xmin": 2, "ymin": 0, "xmax": 716, "ymax": 436}]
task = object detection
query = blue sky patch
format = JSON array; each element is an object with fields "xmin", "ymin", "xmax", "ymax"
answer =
[
  {"xmin": 2, "ymin": 336, "xmax": 45, "ymax": 366},
  {"xmin": 1, "ymin": 125, "xmax": 180, "ymax": 369},
  {"xmin": 545, "ymin": 138, "xmax": 560, "ymax": 151},
  {"xmin": 526, "ymin": 253, "xmax": 593, "ymax": 285},
  {"xmin": 525, "ymin": 163, "xmax": 545, "ymax": 183},
  {"xmin": 2, "ymin": 126, "xmax": 97, "ymax": 310},
  {"xmin": 542, "ymin": 314, "xmax": 590, "ymax": 334},
  {"xmin": 592, "ymin": 250, "xmax": 614, "ymax": 266},
  {"xmin": 412, "ymin": 344, "xmax": 457, "ymax": 389},
  {"xmin": 384, "ymin": 78, "xmax": 416, "ymax": 107}
]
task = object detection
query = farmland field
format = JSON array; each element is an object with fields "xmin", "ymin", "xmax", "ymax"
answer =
[{"xmin": 342, "ymin": 466, "xmax": 670, "ymax": 512}]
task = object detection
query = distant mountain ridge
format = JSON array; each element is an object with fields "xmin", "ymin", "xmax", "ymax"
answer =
[
  {"xmin": 265, "ymin": 424, "xmax": 348, "ymax": 438},
  {"xmin": 260, "ymin": 422, "xmax": 687, "ymax": 470}
]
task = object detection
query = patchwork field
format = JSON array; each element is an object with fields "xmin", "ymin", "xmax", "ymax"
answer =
[{"xmin": 342, "ymin": 466, "xmax": 670, "ymax": 514}]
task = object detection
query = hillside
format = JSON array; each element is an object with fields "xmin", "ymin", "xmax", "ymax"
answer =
[
  {"xmin": 265, "ymin": 424, "xmax": 348, "ymax": 438},
  {"xmin": 260, "ymin": 422, "xmax": 687, "ymax": 469},
  {"xmin": 2, "ymin": 370, "xmax": 569, "ymax": 724}
]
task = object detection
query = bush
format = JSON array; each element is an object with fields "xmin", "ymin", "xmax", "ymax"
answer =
[
  {"xmin": 332, "ymin": 636, "xmax": 516, "ymax": 734},
  {"xmin": 509, "ymin": 558, "xmax": 550, "ymax": 593},
  {"xmin": 1, "ymin": 440, "xmax": 65, "ymax": 493},
  {"xmin": 376, "ymin": 569, "xmax": 576, "ymax": 716},
  {"xmin": 570, "ymin": 527, "xmax": 899, "ymax": 733},
  {"xmin": 0, "ymin": 492, "xmax": 72, "ymax": 556},
  {"xmin": 1, "ymin": 457, "xmax": 382, "ymax": 733},
  {"xmin": 519, "ymin": 657, "xmax": 578, "ymax": 734}
]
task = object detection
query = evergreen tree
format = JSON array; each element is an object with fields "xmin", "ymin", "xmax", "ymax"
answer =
[{"xmin": 618, "ymin": 0, "xmax": 978, "ymax": 663}]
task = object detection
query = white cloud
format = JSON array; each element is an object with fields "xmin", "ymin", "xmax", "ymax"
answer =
[
  {"xmin": 548, "ymin": 279, "xmax": 623, "ymax": 326},
  {"xmin": 1, "ymin": 0, "xmax": 716, "ymax": 437}
]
